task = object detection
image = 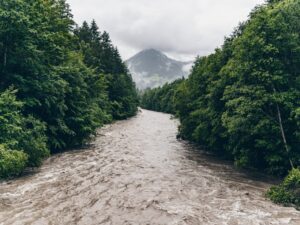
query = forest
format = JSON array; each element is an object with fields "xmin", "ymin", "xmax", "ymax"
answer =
[
  {"xmin": 141, "ymin": 0, "xmax": 300, "ymax": 207},
  {"xmin": 0, "ymin": 0, "xmax": 138, "ymax": 178}
]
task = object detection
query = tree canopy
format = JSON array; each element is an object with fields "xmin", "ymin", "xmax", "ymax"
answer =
[{"xmin": 0, "ymin": 0, "xmax": 138, "ymax": 178}]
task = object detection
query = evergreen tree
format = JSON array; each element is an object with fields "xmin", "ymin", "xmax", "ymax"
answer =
[
  {"xmin": 75, "ymin": 21, "xmax": 138, "ymax": 119},
  {"xmin": 0, "ymin": 0, "xmax": 137, "ymax": 177}
]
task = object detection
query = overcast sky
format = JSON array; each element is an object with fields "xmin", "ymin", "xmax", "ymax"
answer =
[{"xmin": 67, "ymin": 0, "xmax": 265, "ymax": 61}]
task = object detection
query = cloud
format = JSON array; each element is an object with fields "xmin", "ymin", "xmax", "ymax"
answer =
[{"xmin": 67, "ymin": 0, "xmax": 265, "ymax": 61}]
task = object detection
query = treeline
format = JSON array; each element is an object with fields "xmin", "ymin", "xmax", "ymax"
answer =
[
  {"xmin": 141, "ymin": 79, "xmax": 184, "ymax": 114},
  {"xmin": 0, "ymin": 0, "xmax": 138, "ymax": 178},
  {"xmin": 141, "ymin": 0, "xmax": 300, "ymax": 176}
]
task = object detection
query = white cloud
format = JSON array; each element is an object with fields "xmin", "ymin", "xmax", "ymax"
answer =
[{"xmin": 67, "ymin": 0, "xmax": 265, "ymax": 61}]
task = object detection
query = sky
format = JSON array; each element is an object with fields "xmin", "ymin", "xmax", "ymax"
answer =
[{"xmin": 67, "ymin": 0, "xmax": 265, "ymax": 61}]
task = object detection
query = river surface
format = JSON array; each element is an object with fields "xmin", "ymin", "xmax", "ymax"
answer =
[{"xmin": 1, "ymin": 109, "xmax": 300, "ymax": 225}]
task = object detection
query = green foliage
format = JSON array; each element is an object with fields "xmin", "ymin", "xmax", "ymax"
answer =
[
  {"xmin": 0, "ymin": 89, "xmax": 48, "ymax": 177},
  {"xmin": 220, "ymin": 0, "xmax": 300, "ymax": 174},
  {"xmin": 0, "ymin": 0, "xmax": 137, "ymax": 178},
  {"xmin": 0, "ymin": 89, "xmax": 24, "ymax": 149},
  {"xmin": 141, "ymin": 79, "xmax": 184, "ymax": 114},
  {"xmin": 0, "ymin": 0, "xmax": 73, "ymax": 150},
  {"xmin": 267, "ymin": 168, "xmax": 300, "ymax": 207},
  {"xmin": 56, "ymin": 52, "xmax": 111, "ymax": 148},
  {"xmin": 0, "ymin": 145, "xmax": 28, "ymax": 178},
  {"xmin": 107, "ymin": 73, "xmax": 139, "ymax": 119},
  {"xmin": 17, "ymin": 116, "xmax": 49, "ymax": 167},
  {"xmin": 142, "ymin": 0, "xmax": 300, "ymax": 175},
  {"xmin": 74, "ymin": 21, "xmax": 138, "ymax": 119}
]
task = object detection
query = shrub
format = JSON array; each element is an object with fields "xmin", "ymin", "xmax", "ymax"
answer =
[
  {"xmin": 267, "ymin": 168, "xmax": 300, "ymax": 208},
  {"xmin": 0, "ymin": 89, "xmax": 49, "ymax": 172},
  {"xmin": 0, "ymin": 145, "xmax": 28, "ymax": 178}
]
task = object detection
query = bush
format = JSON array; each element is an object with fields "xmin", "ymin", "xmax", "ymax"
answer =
[
  {"xmin": 267, "ymin": 168, "xmax": 300, "ymax": 208},
  {"xmin": 0, "ymin": 145, "xmax": 28, "ymax": 178},
  {"xmin": 0, "ymin": 89, "xmax": 49, "ymax": 171}
]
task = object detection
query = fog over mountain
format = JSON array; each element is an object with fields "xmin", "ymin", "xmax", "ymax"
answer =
[{"xmin": 126, "ymin": 49, "xmax": 193, "ymax": 89}]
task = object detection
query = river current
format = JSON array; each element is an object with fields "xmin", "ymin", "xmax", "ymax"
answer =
[{"xmin": 0, "ymin": 109, "xmax": 300, "ymax": 225}]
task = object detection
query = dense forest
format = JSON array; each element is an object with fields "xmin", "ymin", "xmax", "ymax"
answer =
[
  {"xmin": 142, "ymin": 0, "xmax": 300, "ymax": 206},
  {"xmin": 141, "ymin": 79, "xmax": 184, "ymax": 114},
  {"xmin": 0, "ymin": 0, "xmax": 138, "ymax": 178}
]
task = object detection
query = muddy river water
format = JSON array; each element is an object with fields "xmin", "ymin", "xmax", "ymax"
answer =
[{"xmin": 1, "ymin": 109, "xmax": 300, "ymax": 225}]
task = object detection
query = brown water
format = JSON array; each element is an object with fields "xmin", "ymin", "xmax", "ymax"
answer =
[{"xmin": 1, "ymin": 109, "xmax": 300, "ymax": 225}]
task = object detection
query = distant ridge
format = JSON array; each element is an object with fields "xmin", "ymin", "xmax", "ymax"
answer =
[{"xmin": 126, "ymin": 49, "xmax": 193, "ymax": 89}]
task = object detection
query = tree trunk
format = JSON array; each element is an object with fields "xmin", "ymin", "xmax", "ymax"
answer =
[
  {"xmin": 3, "ymin": 45, "xmax": 7, "ymax": 71},
  {"xmin": 273, "ymin": 88, "xmax": 294, "ymax": 169}
]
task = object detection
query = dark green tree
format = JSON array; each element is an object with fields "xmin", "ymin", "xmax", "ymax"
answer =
[
  {"xmin": 0, "ymin": 0, "xmax": 138, "ymax": 178},
  {"xmin": 75, "ymin": 21, "xmax": 138, "ymax": 119}
]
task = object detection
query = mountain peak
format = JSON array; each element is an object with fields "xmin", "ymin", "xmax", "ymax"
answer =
[
  {"xmin": 126, "ymin": 49, "xmax": 192, "ymax": 90},
  {"xmin": 129, "ymin": 49, "xmax": 168, "ymax": 62},
  {"xmin": 141, "ymin": 48, "xmax": 162, "ymax": 54}
]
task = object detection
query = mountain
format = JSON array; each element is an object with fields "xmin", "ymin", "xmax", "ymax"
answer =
[{"xmin": 126, "ymin": 49, "xmax": 193, "ymax": 89}]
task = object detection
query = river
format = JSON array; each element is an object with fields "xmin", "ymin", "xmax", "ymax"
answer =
[{"xmin": 0, "ymin": 109, "xmax": 300, "ymax": 225}]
